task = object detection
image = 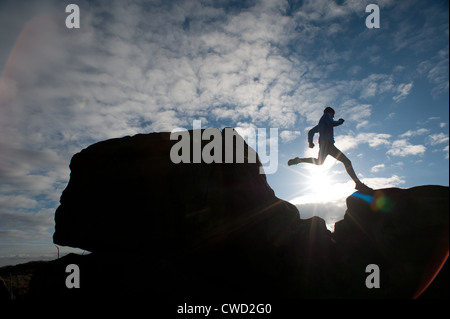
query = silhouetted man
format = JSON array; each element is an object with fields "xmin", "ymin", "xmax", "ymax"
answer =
[{"xmin": 288, "ymin": 107, "xmax": 372, "ymax": 192}]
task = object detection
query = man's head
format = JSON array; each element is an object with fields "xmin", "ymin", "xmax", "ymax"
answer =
[{"xmin": 323, "ymin": 106, "xmax": 335, "ymax": 117}]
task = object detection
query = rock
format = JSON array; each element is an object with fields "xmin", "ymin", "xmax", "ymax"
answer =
[
  {"xmin": 334, "ymin": 186, "xmax": 449, "ymax": 298},
  {"xmin": 53, "ymin": 129, "xmax": 322, "ymax": 299},
  {"xmin": 53, "ymin": 130, "xmax": 297, "ymax": 254},
  {"xmin": 0, "ymin": 276, "xmax": 12, "ymax": 300},
  {"xmin": 44, "ymin": 130, "xmax": 448, "ymax": 300}
]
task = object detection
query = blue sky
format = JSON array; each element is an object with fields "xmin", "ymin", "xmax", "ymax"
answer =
[{"xmin": 0, "ymin": 0, "xmax": 448, "ymax": 266}]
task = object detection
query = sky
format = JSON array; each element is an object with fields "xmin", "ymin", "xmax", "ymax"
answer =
[{"xmin": 0, "ymin": 0, "xmax": 448, "ymax": 266}]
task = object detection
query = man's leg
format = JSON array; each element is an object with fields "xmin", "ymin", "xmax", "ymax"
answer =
[
  {"xmin": 327, "ymin": 144, "xmax": 373, "ymax": 191},
  {"xmin": 327, "ymin": 144, "xmax": 366, "ymax": 186},
  {"xmin": 288, "ymin": 143, "xmax": 328, "ymax": 166}
]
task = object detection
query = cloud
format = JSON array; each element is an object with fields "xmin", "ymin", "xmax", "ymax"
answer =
[
  {"xmin": 340, "ymin": 101, "xmax": 372, "ymax": 122},
  {"xmin": 391, "ymin": 1, "xmax": 448, "ymax": 55},
  {"xmin": 426, "ymin": 133, "xmax": 449, "ymax": 146},
  {"xmin": 335, "ymin": 132, "xmax": 391, "ymax": 152},
  {"xmin": 0, "ymin": 0, "xmax": 316, "ymax": 225},
  {"xmin": 280, "ymin": 130, "xmax": 301, "ymax": 143},
  {"xmin": 0, "ymin": 209, "xmax": 53, "ymax": 233},
  {"xmin": 294, "ymin": 200, "xmax": 347, "ymax": 231},
  {"xmin": 290, "ymin": 179, "xmax": 356, "ymax": 206},
  {"xmin": 371, "ymin": 164, "xmax": 385, "ymax": 173},
  {"xmin": 356, "ymin": 120, "xmax": 369, "ymax": 130},
  {"xmin": 386, "ymin": 139, "xmax": 426, "ymax": 157},
  {"xmin": 386, "ymin": 112, "xmax": 396, "ymax": 120},
  {"xmin": 358, "ymin": 74, "xmax": 394, "ymax": 99},
  {"xmin": 444, "ymin": 145, "xmax": 449, "ymax": 159},
  {"xmin": 393, "ymin": 82, "xmax": 413, "ymax": 102},
  {"xmin": 426, "ymin": 47, "xmax": 449, "ymax": 99},
  {"xmin": 0, "ymin": 195, "xmax": 37, "ymax": 209},
  {"xmin": 417, "ymin": 47, "xmax": 449, "ymax": 99},
  {"xmin": 0, "ymin": 143, "xmax": 68, "ymax": 199},
  {"xmin": 399, "ymin": 128, "xmax": 430, "ymax": 137},
  {"xmin": 361, "ymin": 175, "xmax": 406, "ymax": 189},
  {"xmin": 347, "ymin": 65, "xmax": 362, "ymax": 76},
  {"xmin": 363, "ymin": 133, "xmax": 393, "ymax": 148}
]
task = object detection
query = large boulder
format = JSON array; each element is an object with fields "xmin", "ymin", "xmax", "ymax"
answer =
[
  {"xmin": 54, "ymin": 130, "xmax": 300, "ymax": 253},
  {"xmin": 53, "ymin": 129, "xmax": 327, "ymax": 299}
]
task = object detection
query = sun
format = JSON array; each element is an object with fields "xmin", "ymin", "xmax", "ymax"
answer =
[
  {"xmin": 287, "ymin": 156, "xmax": 357, "ymax": 207},
  {"xmin": 303, "ymin": 165, "xmax": 343, "ymax": 203},
  {"xmin": 308, "ymin": 166, "xmax": 333, "ymax": 194},
  {"xmin": 294, "ymin": 160, "xmax": 354, "ymax": 204}
]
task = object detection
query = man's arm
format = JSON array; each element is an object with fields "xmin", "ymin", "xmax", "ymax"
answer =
[
  {"xmin": 308, "ymin": 125, "xmax": 319, "ymax": 147},
  {"xmin": 323, "ymin": 113, "xmax": 344, "ymax": 127},
  {"xmin": 334, "ymin": 118, "xmax": 344, "ymax": 126}
]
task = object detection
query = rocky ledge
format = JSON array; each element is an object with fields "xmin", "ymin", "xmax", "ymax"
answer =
[{"xmin": 12, "ymin": 130, "xmax": 448, "ymax": 300}]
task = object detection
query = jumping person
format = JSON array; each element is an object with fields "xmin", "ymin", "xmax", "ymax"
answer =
[{"xmin": 288, "ymin": 107, "xmax": 372, "ymax": 192}]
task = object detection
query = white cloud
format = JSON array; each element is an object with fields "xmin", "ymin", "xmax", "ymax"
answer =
[
  {"xmin": 290, "ymin": 180, "xmax": 355, "ymax": 206},
  {"xmin": 393, "ymin": 82, "xmax": 413, "ymax": 102},
  {"xmin": 361, "ymin": 175, "xmax": 406, "ymax": 189},
  {"xmin": 294, "ymin": 200, "xmax": 347, "ymax": 231},
  {"xmin": 356, "ymin": 120, "xmax": 369, "ymax": 130},
  {"xmin": 386, "ymin": 139, "xmax": 426, "ymax": 157},
  {"xmin": 340, "ymin": 101, "xmax": 372, "ymax": 122},
  {"xmin": 358, "ymin": 74, "xmax": 394, "ymax": 99},
  {"xmin": 280, "ymin": 130, "xmax": 301, "ymax": 143},
  {"xmin": 371, "ymin": 164, "xmax": 385, "ymax": 173},
  {"xmin": 426, "ymin": 133, "xmax": 449, "ymax": 145},
  {"xmin": 0, "ymin": 195, "xmax": 37, "ymax": 209},
  {"xmin": 362, "ymin": 133, "xmax": 392, "ymax": 148},
  {"xmin": 399, "ymin": 128, "xmax": 430, "ymax": 137},
  {"xmin": 334, "ymin": 135, "xmax": 360, "ymax": 152},
  {"xmin": 335, "ymin": 132, "xmax": 391, "ymax": 152}
]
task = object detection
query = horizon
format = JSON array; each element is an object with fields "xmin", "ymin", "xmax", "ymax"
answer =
[{"xmin": 0, "ymin": 0, "xmax": 449, "ymax": 267}]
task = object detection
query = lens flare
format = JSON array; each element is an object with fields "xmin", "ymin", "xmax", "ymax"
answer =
[{"xmin": 351, "ymin": 190, "xmax": 395, "ymax": 213}]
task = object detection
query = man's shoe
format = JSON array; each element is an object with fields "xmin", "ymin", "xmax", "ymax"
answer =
[{"xmin": 288, "ymin": 157, "xmax": 301, "ymax": 166}]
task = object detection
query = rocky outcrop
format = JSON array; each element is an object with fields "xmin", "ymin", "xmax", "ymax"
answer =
[
  {"xmin": 52, "ymin": 129, "xmax": 321, "ymax": 299},
  {"xmin": 45, "ymin": 130, "xmax": 449, "ymax": 300},
  {"xmin": 334, "ymin": 186, "xmax": 448, "ymax": 298},
  {"xmin": 0, "ymin": 276, "xmax": 11, "ymax": 300},
  {"xmin": 53, "ymin": 130, "xmax": 298, "ymax": 254}
]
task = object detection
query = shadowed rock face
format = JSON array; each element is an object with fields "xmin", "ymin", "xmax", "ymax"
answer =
[
  {"xmin": 53, "ymin": 129, "xmax": 319, "ymax": 299},
  {"xmin": 334, "ymin": 186, "xmax": 448, "ymax": 298},
  {"xmin": 53, "ymin": 130, "xmax": 303, "ymax": 255},
  {"xmin": 45, "ymin": 130, "xmax": 449, "ymax": 300}
]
